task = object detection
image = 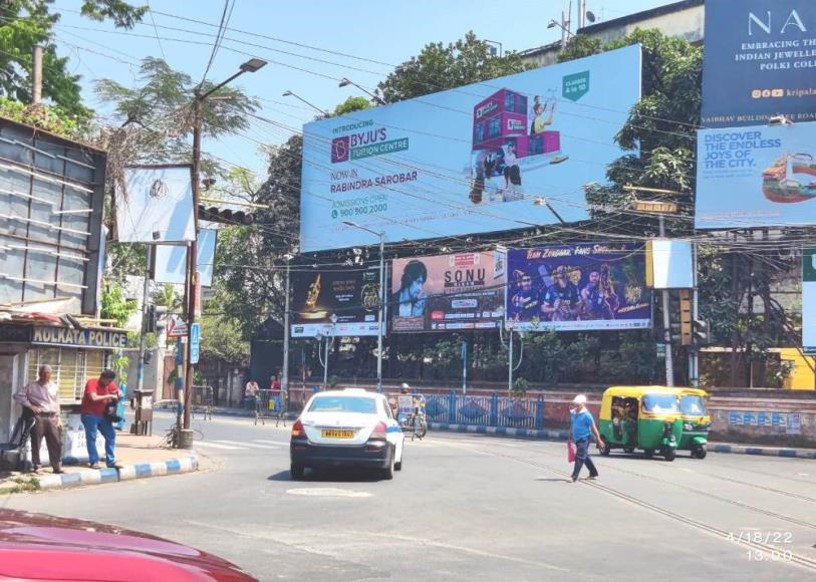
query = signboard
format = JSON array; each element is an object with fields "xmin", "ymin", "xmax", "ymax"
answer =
[
  {"xmin": 804, "ymin": 248, "xmax": 816, "ymax": 354},
  {"xmin": 0, "ymin": 325, "xmax": 128, "ymax": 349},
  {"xmin": 695, "ymin": 123, "xmax": 816, "ymax": 229},
  {"xmin": 391, "ymin": 251, "xmax": 506, "ymax": 333},
  {"xmin": 115, "ymin": 165, "xmax": 195, "ymax": 243},
  {"xmin": 189, "ymin": 322, "xmax": 201, "ymax": 365},
  {"xmin": 645, "ymin": 240, "xmax": 694, "ymax": 289},
  {"xmin": 634, "ymin": 201, "xmax": 677, "ymax": 213},
  {"xmin": 155, "ymin": 229, "xmax": 217, "ymax": 287},
  {"xmin": 291, "ymin": 267, "xmax": 382, "ymax": 338},
  {"xmin": 505, "ymin": 244, "xmax": 652, "ymax": 332},
  {"xmin": 702, "ymin": 0, "xmax": 816, "ymax": 127},
  {"xmin": 300, "ymin": 45, "xmax": 642, "ymax": 251},
  {"xmin": 167, "ymin": 315, "xmax": 188, "ymax": 338}
]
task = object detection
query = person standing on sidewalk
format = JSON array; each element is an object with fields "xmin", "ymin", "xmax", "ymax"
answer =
[
  {"xmin": 81, "ymin": 370, "xmax": 123, "ymax": 469},
  {"xmin": 14, "ymin": 364, "xmax": 63, "ymax": 474},
  {"xmin": 569, "ymin": 394, "xmax": 602, "ymax": 482}
]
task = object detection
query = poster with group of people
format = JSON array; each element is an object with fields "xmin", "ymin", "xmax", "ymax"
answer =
[{"xmin": 505, "ymin": 244, "xmax": 652, "ymax": 331}]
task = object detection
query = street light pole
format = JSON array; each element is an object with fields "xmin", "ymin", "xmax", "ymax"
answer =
[
  {"xmin": 338, "ymin": 78, "xmax": 385, "ymax": 105},
  {"xmin": 282, "ymin": 256, "xmax": 292, "ymax": 395},
  {"xmin": 343, "ymin": 221, "xmax": 385, "ymax": 392},
  {"xmin": 282, "ymin": 90, "xmax": 329, "ymax": 116},
  {"xmin": 182, "ymin": 58, "xmax": 267, "ymax": 440}
]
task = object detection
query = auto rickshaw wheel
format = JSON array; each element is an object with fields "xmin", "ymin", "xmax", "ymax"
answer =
[
  {"xmin": 599, "ymin": 436, "xmax": 611, "ymax": 456},
  {"xmin": 643, "ymin": 449, "xmax": 654, "ymax": 459},
  {"xmin": 693, "ymin": 445, "xmax": 707, "ymax": 459},
  {"xmin": 662, "ymin": 446, "xmax": 676, "ymax": 462},
  {"xmin": 623, "ymin": 447, "xmax": 634, "ymax": 454}
]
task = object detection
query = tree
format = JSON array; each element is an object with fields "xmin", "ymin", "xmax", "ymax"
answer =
[
  {"xmin": 0, "ymin": 1, "xmax": 146, "ymax": 120},
  {"xmin": 334, "ymin": 96, "xmax": 373, "ymax": 116},
  {"xmin": 377, "ymin": 32, "xmax": 532, "ymax": 104}
]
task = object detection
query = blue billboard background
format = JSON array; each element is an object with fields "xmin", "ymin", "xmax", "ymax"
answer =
[
  {"xmin": 505, "ymin": 244, "xmax": 652, "ymax": 332},
  {"xmin": 300, "ymin": 45, "xmax": 642, "ymax": 252},
  {"xmin": 702, "ymin": 0, "xmax": 816, "ymax": 127},
  {"xmin": 695, "ymin": 122, "xmax": 816, "ymax": 228}
]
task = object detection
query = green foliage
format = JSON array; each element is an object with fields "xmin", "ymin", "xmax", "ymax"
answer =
[
  {"xmin": 0, "ymin": 97, "xmax": 84, "ymax": 137},
  {"xmin": 334, "ymin": 96, "xmax": 373, "ymax": 116},
  {"xmin": 377, "ymin": 31, "xmax": 532, "ymax": 104},
  {"xmin": 556, "ymin": 35, "xmax": 603, "ymax": 63},
  {"xmin": 0, "ymin": 1, "xmax": 145, "ymax": 120},
  {"xmin": 511, "ymin": 377, "xmax": 528, "ymax": 396},
  {"xmin": 100, "ymin": 283, "xmax": 137, "ymax": 328}
]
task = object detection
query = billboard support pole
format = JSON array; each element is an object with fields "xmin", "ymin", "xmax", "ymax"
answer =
[
  {"xmin": 136, "ymin": 246, "xmax": 153, "ymax": 396},
  {"xmin": 690, "ymin": 243, "xmax": 699, "ymax": 388},
  {"xmin": 660, "ymin": 215, "xmax": 674, "ymax": 387},
  {"xmin": 377, "ymin": 233, "xmax": 384, "ymax": 393},
  {"xmin": 508, "ymin": 327, "xmax": 514, "ymax": 393},
  {"xmin": 282, "ymin": 257, "xmax": 291, "ymax": 396}
]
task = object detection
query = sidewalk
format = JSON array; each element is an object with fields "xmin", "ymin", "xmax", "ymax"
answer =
[
  {"xmin": 0, "ymin": 432, "xmax": 201, "ymax": 494},
  {"xmin": 428, "ymin": 422, "xmax": 816, "ymax": 459}
]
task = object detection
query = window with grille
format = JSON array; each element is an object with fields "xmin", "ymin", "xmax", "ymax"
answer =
[{"xmin": 26, "ymin": 348, "xmax": 110, "ymax": 402}]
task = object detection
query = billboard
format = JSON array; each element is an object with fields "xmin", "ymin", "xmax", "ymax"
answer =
[
  {"xmin": 804, "ymin": 248, "xmax": 816, "ymax": 355},
  {"xmin": 390, "ymin": 251, "xmax": 506, "ymax": 333},
  {"xmin": 505, "ymin": 244, "xmax": 652, "ymax": 332},
  {"xmin": 702, "ymin": 0, "xmax": 816, "ymax": 127},
  {"xmin": 300, "ymin": 45, "xmax": 642, "ymax": 251},
  {"xmin": 115, "ymin": 165, "xmax": 195, "ymax": 243},
  {"xmin": 696, "ymin": 123, "xmax": 816, "ymax": 229},
  {"xmin": 291, "ymin": 267, "xmax": 382, "ymax": 338},
  {"xmin": 154, "ymin": 229, "xmax": 217, "ymax": 287}
]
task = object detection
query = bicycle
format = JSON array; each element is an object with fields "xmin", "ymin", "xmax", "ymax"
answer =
[{"xmin": 158, "ymin": 423, "xmax": 204, "ymax": 449}]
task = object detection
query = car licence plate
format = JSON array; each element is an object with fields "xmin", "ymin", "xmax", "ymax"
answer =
[{"xmin": 321, "ymin": 429, "xmax": 355, "ymax": 439}]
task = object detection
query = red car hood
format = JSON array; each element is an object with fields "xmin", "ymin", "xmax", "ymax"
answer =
[{"xmin": 0, "ymin": 509, "xmax": 256, "ymax": 581}]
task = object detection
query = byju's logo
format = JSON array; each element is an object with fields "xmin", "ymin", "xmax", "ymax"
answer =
[{"xmin": 332, "ymin": 136, "xmax": 350, "ymax": 163}]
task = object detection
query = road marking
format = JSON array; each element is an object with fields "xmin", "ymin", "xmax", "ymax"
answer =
[
  {"xmin": 194, "ymin": 441, "xmax": 241, "ymax": 450},
  {"xmin": 286, "ymin": 487, "xmax": 373, "ymax": 498},
  {"xmin": 253, "ymin": 440, "xmax": 288, "ymax": 446},
  {"xmin": 214, "ymin": 439, "xmax": 281, "ymax": 449}
]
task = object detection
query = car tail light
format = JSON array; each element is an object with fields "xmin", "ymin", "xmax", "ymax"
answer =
[
  {"xmin": 291, "ymin": 419, "xmax": 305, "ymax": 438},
  {"xmin": 370, "ymin": 421, "xmax": 387, "ymax": 440}
]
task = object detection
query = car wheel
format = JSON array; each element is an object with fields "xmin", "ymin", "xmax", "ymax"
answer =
[
  {"xmin": 381, "ymin": 448, "xmax": 395, "ymax": 480},
  {"xmin": 394, "ymin": 445, "xmax": 403, "ymax": 471},
  {"xmin": 290, "ymin": 463, "xmax": 305, "ymax": 480}
]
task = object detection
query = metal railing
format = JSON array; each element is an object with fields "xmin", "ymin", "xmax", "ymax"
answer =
[{"xmin": 424, "ymin": 392, "xmax": 544, "ymax": 430}]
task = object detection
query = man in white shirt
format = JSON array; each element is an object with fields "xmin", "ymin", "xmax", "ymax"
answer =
[{"xmin": 14, "ymin": 364, "xmax": 63, "ymax": 474}]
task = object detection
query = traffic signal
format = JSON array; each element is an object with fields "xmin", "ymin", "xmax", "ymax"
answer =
[
  {"xmin": 693, "ymin": 319, "xmax": 710, "ymax": 345},
  {"xmin": 198, "ymin": 205, "xmax": 254, "ymax": 225},
  {"xmin": 679, "ymin": 289, "xmax": 692, "ymax": 346}
]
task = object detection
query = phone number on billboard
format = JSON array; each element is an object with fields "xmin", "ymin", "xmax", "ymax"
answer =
[{"xmin": 336, "ymin": 203, "xmax": 388, "ymax": 217}]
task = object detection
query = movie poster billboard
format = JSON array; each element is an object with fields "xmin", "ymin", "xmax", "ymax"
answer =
[
  {"xmin": 115, "ymin": 165, "xmax": 195, "ymax": 243},
  {"xmin": 390, "ymin": 251, "xmax": 506, "ymax": 333},
  {"xmin": 696, "ymin": 123, "xmax": 816, "ymax": 229},
  {"xmin": 702, "ymin": 0, "xmax": 816, "ymax": 127},
  {"xmin": 300, "ymin": 45, "xmax": 641, "ymax": 252},
  {"xmin": 505, "ymin": 244, "xmax": 652, "ymax": 332},
  {"xmin": 291, "ymin": 267, "xmax": 382, "ymax": 338}
]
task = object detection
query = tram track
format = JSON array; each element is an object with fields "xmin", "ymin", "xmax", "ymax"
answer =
[{"xmin": 437, "ymin": 436, "xmax": 816, "ymax": 573}]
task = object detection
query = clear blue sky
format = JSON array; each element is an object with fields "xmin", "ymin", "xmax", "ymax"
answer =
[{"xmin": 51, "ymin": 0, "xmax": 680, "ymax": 178}]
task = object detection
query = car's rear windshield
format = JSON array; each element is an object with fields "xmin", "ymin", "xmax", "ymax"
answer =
[{"xmin": 308, "ymin": 396, "xmax": 377, "ymax": 414}]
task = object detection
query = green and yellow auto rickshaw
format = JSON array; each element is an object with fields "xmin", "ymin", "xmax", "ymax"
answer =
[
  {"xmin": 676, "ymin": 387, "xmax": 711, "ymax": 459},
  {"xmin": 598, "ymin": 386, "xmax": 684, "ymax": 461}
]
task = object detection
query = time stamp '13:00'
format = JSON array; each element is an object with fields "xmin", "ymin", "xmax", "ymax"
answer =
[{"xmin": 727, "ymin": 530, "xmax": 794, "ymax": 562}]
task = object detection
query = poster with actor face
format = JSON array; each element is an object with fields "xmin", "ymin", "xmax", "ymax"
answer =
[
  {"xmin": 291, "ymin": 267, "xmax": 382, "ymax": 337},
  {"xmin": 391, "ymin": 251, "xmax": 506, "ymax": 332},
  {"xmin": 506, "ymin": 244, "xmax": 652, "ymax": 332}
]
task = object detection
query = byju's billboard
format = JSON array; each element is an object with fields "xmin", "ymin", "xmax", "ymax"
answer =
[
  {"xmin": 702, "ymin": 0, "xmax": 816, "ymax": 127},
  {"xmin": 390, "ymin": 251, "xmax": 506, "ymax": 333},
  {"xmin": 696, "ymin": 123, "xmax": 816, "ymax": 228},
  {"xmin": 300, "ymin": 45, "xmax": 641, "ymax": 252},
  {"xmin": 505, "ymin": 244, "xmax": 652, "ymax": 332},
  {"xmin": 291, "ymin": 267, "xmax": 382, "ymax": 338}
]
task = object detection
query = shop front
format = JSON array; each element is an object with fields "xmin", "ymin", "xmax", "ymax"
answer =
[{"xmin": 0, "ymin": 322, "xmax": 128, "ymax": 464}]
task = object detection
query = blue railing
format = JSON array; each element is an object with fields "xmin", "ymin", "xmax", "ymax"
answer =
[{"xmin": 424, "ymin": 392, "xmax": 544, "ymax": 430}]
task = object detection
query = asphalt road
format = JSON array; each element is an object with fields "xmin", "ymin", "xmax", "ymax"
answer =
[{"xmin": 3, "ymin": 412, "xmax": 816, "ymax": 581}]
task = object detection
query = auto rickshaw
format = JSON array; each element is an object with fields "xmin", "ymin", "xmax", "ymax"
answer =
[
  {"xmin": 597, "ymin": 386, "xmax": 684, "ymax": 461},
  {"xmin": 676, "ymin": 387, "xmax": 710, "ymax": 459}
]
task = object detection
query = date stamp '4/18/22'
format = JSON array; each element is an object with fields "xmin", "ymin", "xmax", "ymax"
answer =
[{"xmin": 727, "ymin": 530, "xmax": 794, "ymax": 562}]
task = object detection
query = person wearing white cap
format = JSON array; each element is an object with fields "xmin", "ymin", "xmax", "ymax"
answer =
[{"xmin": 569, "ymin": 394, "xmax": 602, "ymax": 482}]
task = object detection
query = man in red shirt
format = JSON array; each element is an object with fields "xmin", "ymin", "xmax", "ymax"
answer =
[{"xmin": 80, "ymin": 370, "xmax": 123, "ymax": 469}]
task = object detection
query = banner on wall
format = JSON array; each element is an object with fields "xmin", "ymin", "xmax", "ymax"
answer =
[
  {"xmin": 290, "ymin": 267, "xmax": 382, "ymax": 338},
  {"xmin": 300, "ymin": 45, "xmax": 642, "ymax": 251},
  {"xmin": 702, "ymin": 0, "xmax": 816, "ymax": 127},
  {"xmin": 390, "ymin": 251, "xmax": 506, "ymax": 332},
  {"xmin": 804, "ymin": 248, "xmax": 816, "ymax": 355},
  {"xmin": 505, "ymin": 244, "xmax": 652, "ymax": 332},
  {"xmin": 154, "ymin": 229, "xmax": 217, "ymax": 287},
  {"xmin": 695, "ymin": 122, "xmax": 816, "ymax": 229}
]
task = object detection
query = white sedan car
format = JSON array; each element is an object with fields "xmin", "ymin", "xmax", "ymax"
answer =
[{"xmin": 290, "ymin": 389, "xmax": 404, "ymax": 480}]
